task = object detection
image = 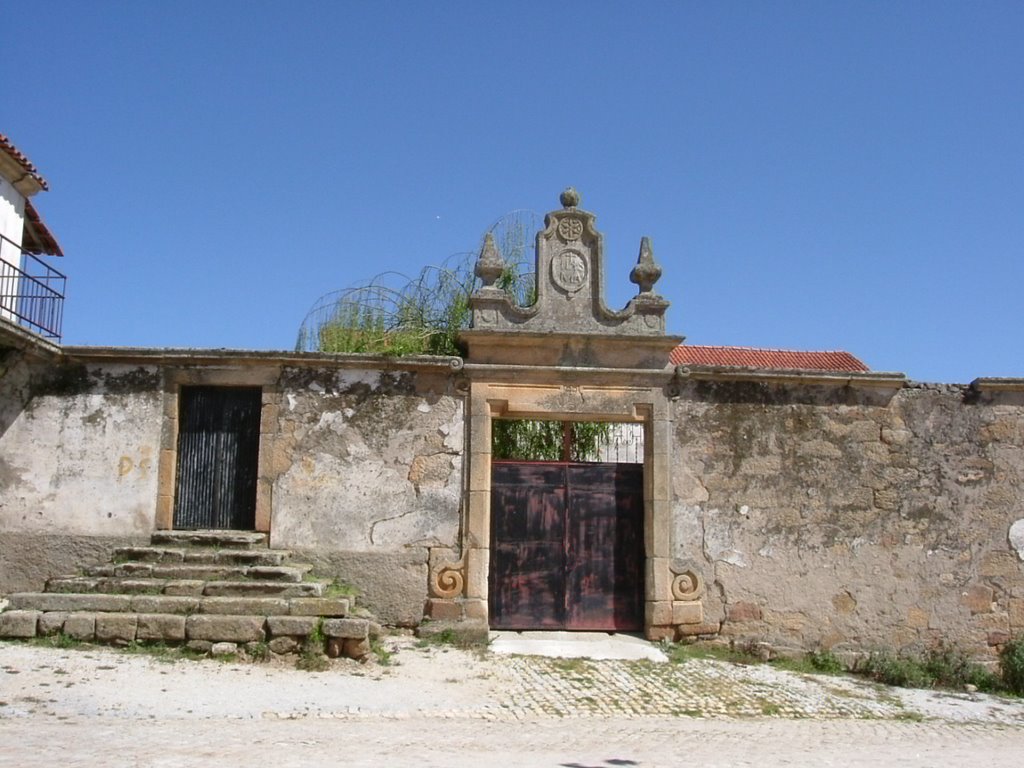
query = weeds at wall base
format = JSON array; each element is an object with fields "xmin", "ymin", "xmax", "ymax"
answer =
[
  {"xmin": 665, "ymin": 637, "xmax": 1024, "ymax": 697},
  {"xmin": 999, "ymin": 638, "xmax": 1024, "ymax": 695}
]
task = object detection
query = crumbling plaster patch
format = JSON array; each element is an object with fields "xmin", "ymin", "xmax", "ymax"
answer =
[
  {"xmin": 270, "ymin": 368, "xmax": 463, "ymax": 553},
  {"xmin": 1010, "ymin": 519, "xmax": 1024, "ymax": 561},
  {"xmin": 0, "ymin": 364, "xmax": 162, "ymax": 536}
]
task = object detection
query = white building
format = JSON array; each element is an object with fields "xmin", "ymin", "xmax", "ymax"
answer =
[{"xmin": 0, "ymin": 134, "xmax": 63, "ymax": 338}]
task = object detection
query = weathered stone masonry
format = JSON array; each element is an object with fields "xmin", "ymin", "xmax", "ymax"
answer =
[
  {"xmin": 1, "ymin": 348, "xmax": 464, "ymax": 627},
  {"xmin": 671, "ymin": 373, "xmax": 1024, "ymax": 658},
  {"xmin": 3, "ymin": 344, "xmax": 1024, "ymax": 657}
]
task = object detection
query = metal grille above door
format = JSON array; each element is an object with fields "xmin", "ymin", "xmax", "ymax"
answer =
[
  {"xmin": 173, "ymin": 386, "xmax": 262, "ymax": 531},
  {"xmin": 489, "ymin": 461, "xmax": 644, "ymax": 631}
]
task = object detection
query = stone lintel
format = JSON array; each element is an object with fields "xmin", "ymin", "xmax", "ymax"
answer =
[{"xmin": 461, "ymin": 331, "xmax": 682, "ymax": 372}]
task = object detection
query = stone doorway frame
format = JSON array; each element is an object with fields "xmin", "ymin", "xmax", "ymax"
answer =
[{"xmin": 429, "ymin": 373, "xmax": 705, "ymax": 640}]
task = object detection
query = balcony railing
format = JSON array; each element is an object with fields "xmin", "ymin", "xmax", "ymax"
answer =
[{"xmin": 0, "ymin": 231, "xmax": 66, "ymax": 342}]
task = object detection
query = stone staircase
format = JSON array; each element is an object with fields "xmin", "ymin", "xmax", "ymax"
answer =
[{"xmin": 0, "ymin": 531, "xmax": 376, "ymax": 660}]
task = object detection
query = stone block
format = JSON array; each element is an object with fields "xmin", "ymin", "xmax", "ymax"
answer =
[
  {"xmin": 464, "ymin": 548, "xmax": 489, "ymax": 600},
  {"xmin": 37, "ymin": 612, "xmax": 69, "ymax": 636},
  {"xmin": 980, "ymin": 551, "xmax": 1021, "ymax": 579},
  {"xmin": 95, "ymin": 613, "xmax": 138, "ymax": 644},
  {"xmin": 1009, "ymin": 598, "xmax": 1024, "ymax": 629},
  {"xmin": 323, "ymin": 618, "xmax": 369, "ymax": 640},
  {"xmin": 465, "ymin": 491, "xmax": 490, "ymax": 549},
  {"xmin": 343, "ymin": 638, "xmax": 371, "ymax": 660},
  {"xmin": 975, "ymin": 612, "xmax": 1010, "ymax": 632},
  {"xmin": 645, "ymin": 558, "xmax": 672, "ymax": 602},
  {"xmin": 873, "ymin": 488, "xmax": 900, "ymax": 511},
  {"xmin": 676, "ymin": 622, "xmax": 722, "ymax": 638},
  {"xmin": 462, "ymin": 599, "xmax": 487, "ymax": 620},
  {"xmin": 164, "ymin": 580, "xmax": 205, "ymax": 596},
  {"xmin": 645, "ymin": 502, "xmax": 671, "ymax": 558},
  {"xmin": 9, "ymin": 593, "xmax": 131, "ymax": 613},
  {"xmin": 672, "ymin": 601, "xmax": 703, "ymax": 625},
  {"xmin": 211, "ymin": 642, "xmax": 238, "ymax": 656},
  {"xmin": 647, "ymin": 600, "xmax": 673, "ymax": 627},
  {"xmin": 136, "ymin": 614, "xmax": 186, "ymax": 642},
  {"xmin": 831, "ymin": 591, "xmax": 857, "ymax": 615},
  {"xmin": 130, "ymin": 596, "xmax": 199, "ymax": 615},
  {"xmin": 288, "ymin": 597, "xmax": 350, "ymax": 617},
  {"xmin": 63, "ymin": 614, "xmax": 96, "ymax": 640},
  {"xmin": 186, "ymin": 615, "xmax": 266, "ymax": 643},
  {"xmin": 269, "ymin": 637, "xmax": 301, "ymax": 654},
  {"xmin": 961, "ymin": 584, "xmax": 995, "ymax": 615},
  {"xmin": 425, "ymin": 599, "xmax": 462, "ymax": 621},
  {"xmin": 325, "ymin": 637, "xmax": 344, "ymax": 658},
  {"xmin": 645, "ymin": 625, "xmax": 674, "ymax": 642},
  {"xmin": 267, "ymin": 616, "xmax": 319, "ymax": 637},
  {"xmin": 0, "ymin": 610, "xmax": 39, "ymax": 638},
  {"xmin": 726, "ymin": 601, "xmax": 763, "ymax": 623},
  {"xmin": 198, "ymin": 597, "xmax": 289, "ymax": 615},
  {"xmin": 905, "ymin": 607, "xmax": 930, "ymax": 629},
  {"xmin": 988, "ymin": 631, "xmax": 1011, "ymax": 647}
]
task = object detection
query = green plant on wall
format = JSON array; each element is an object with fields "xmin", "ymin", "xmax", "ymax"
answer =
[
  {"xmin": 492, "ymin": 419, "xmax": 612, "ymax": 462},
  {"xmin": 297, "ymin": 211, "xmax": 540, "ymax": 358}
]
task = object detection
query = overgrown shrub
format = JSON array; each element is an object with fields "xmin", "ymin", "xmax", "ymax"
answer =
[
  {"xmin": 860, "ymin": 645, "xmax": 997, "ymax": 692},
  {"xmin": 860, "ymin": 651, "xmax": 933, "ymax": 688},
  {"xmin": 806, "ymin": 650, "xmax": 846, "ymax": 675},
  {"xmin": 1000, "ymin": 637, "xmax": 1024, "ymax": 695}
]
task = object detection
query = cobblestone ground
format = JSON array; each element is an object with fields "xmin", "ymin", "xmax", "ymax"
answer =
[{"xmin": 2, "ymin": 639, "xmax": 1024, "ymax": 766}]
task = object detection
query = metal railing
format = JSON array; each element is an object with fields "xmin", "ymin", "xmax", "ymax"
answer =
[{"xmin": 0, "ymin": 231, "xmax": 66, "ymax": 341}]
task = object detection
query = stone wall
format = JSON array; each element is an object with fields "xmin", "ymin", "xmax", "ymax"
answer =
[
  {"xmin": 3, "ymin": 340, "xmax": 1023, "ymax": 654},
  {"xmin": 671, "ymin": 376, "xmax": 1024, "ymax": 659},
  {"xmin": 0, "ymin": 349, "xmax": 464, "ymax": 625},
  {"xmin": 0, "ymin": 353, "xmax": 162, "ymax": 591},
  {"xmin": 265, "ymin": 363, "xmax": 463, "ymax": 625},
  {"xmin": 0, "ymin": 356, "xmax": 163, "ymax": 538}
]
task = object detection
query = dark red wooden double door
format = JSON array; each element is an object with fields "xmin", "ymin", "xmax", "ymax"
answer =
[{"xmin": 489, "ymin": 461, "xmax": 644, "ymax": 631}]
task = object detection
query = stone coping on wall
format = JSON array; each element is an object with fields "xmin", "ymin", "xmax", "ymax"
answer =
[
  {"xmin": 970, "ymin": 377, "xmax": 1024, "ymax": 392},
  {"xmin": 0, "ymin": 318, "xmax": 62, "ymax": 360},
  {"xmin": 675, "ymin": 364, "xmax": 909, "ymax": 389},
  {"xmin": 59, "ymin": 346, "xmax": 465, "ymax": 372}
]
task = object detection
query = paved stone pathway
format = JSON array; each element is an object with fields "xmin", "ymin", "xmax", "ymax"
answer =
[{"xmin": 2, "ymin": 638, "xmax": 1024, "ymax": 766}]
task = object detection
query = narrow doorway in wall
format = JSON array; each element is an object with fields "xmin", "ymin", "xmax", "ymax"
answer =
[
  {"xmin": 173, "ymin": 386, "xmax": 261, "ymax": 530},
  {"xmin": 489, "ymin": 420, "xmax": 644, "ymax": 631}
]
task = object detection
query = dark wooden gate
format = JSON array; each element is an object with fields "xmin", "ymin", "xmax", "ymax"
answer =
[
  {"xmin": 489, "ymin": 461, "xmax": 644, "ymax": 631},
  {"xmin": 173, "ymin": 386, "xmax": 261, "ymax": 530}
]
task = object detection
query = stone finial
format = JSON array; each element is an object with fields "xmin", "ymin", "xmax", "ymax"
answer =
[
  {"xmin": 629, "ymin": 236, "xmax": 662, "ymax": 294},
  {"xmin": 474, "ymin": 233, "xmax": 506, "ymax": 289},
  {"xmin": 560, "ymin": 186, "xmax": 580, "ymax": 209}
]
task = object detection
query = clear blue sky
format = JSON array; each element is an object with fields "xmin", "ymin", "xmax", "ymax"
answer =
[{"xmin": 6, "ymin": 1, "xmax": 1022, "ymax": 383}]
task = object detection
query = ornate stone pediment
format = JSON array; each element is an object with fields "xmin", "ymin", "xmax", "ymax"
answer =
[{"xmin": 463, "ymin": 189, "xmax": 681, "ymax": 369}]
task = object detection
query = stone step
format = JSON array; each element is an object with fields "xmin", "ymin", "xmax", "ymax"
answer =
[
  {"xmin": 150, "ymin": 531, "xmax": 267, "ymax": 549},
  {"xmin": 44, "ymin": 577, "xmax": 327, "ymax": 599},
  {"xmin": 5, "ymin": 592, "xmax": 350, "ymax": 617},
  {"xmin": 46, "ymin": 577, "xmax": 207, "ymax": 595},
  {"xmin": 201, "ymin": 580, "xmax": 325, "ymax": 598},
  {"xmin": 0, "ymin": 608, "xmax": 371, "ymax": 654},
  {"xmin": 82, "ymin": 563, "xmax": 309, "ymax": 582},
  {"xmin": 112, "ymin": 546, "xmax": 290, "ymax": 567}
]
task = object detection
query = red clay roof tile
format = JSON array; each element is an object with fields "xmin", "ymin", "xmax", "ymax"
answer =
[
  {"xmin": 671, "ymin": 345, "xmax": 869, "ymax": 372},
  {"xmin": 22, "ymin": 200, "xmax": 63, "ymax": 257},
  {"xmin": 0, "ymin": 133, "xmax": 49, "ymax": 191}
]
